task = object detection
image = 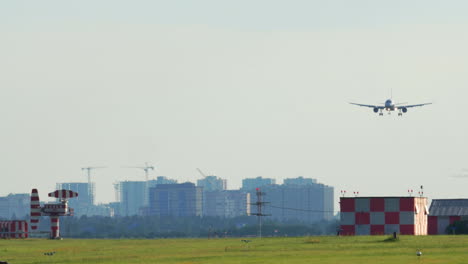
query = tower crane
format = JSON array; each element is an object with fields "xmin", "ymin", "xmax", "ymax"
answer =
[
  {"xmin": 196, "ymin": 168, "xmax": 207, "ymax": 178},
  {"xmin": 126, "ymin": 162, "xmax": 155, "ymax": 182},
  {"xmin": 124, "ymin": 162, "xmax": 155, "ymax": 206},
  {"xmin": 196, "ymin": 168, "xmax": 222, "ymax": 191},
  {"xmin": 81, "ymin": 166, "xmax": 106, "ymax": 204},
  {"xmin": 81, "ymin": 166, "xmax": 106, "ymax": 186}
]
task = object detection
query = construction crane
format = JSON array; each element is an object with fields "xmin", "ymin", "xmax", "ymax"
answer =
[
  {"xmin": 81, "ymin": 166, "xmax": 106, "ymax": 186},
  {"xmin": 196, "ymin": 168, "xmax": 207, "ymax": 178},
  {"xmin": 124, "ymin": 162, "xmax": 155, "ymax": 207},
  {"xmin": 126, "ymin": 162, "xmax": 155, "ymax": 182},
  {"xmin": 81, "ymin": 167, "xmax": 106, "ymax": 205},
  {"xmin": 196, "ymin": 168, "xmax": 223, "ymax": 191}
]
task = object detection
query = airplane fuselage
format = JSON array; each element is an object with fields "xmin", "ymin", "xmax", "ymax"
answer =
[{"xmin": 384, "ymin": 99, "xmax": 396, "ymax": 111}]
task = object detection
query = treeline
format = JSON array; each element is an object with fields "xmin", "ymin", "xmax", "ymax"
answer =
[{"xmin": 54, "ymin": 216, "xmax": 339, "ymax": 238}]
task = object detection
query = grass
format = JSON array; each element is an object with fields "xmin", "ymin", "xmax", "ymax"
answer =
[{"xmin": 0, "ymin": 235, "xmax": 468, "ymax": 263}]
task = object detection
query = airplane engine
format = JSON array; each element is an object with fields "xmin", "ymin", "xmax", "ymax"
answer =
[
  {"xmin": 401, "ymin": 107, "xmax": 408, "ymax": 113},
  {"xmin": 373, "ymin": 108, "xmax": 379, "ymax": 113}
]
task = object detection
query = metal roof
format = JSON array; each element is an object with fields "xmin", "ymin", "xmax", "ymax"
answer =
[{"xmin": 429, "ymin": 199, "xmax": 468, "ymax": 216}]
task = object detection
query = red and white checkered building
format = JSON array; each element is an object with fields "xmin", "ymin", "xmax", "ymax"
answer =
[{"xmin": 340, "ymin": 197, "xmax": 428, "ymax": 235}]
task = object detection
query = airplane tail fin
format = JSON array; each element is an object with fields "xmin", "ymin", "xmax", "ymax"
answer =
[{"xmin": 30, "ymin": 189, "xmax": 41, "ymax": 231}]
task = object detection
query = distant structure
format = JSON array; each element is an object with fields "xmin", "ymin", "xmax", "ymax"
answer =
[
  {"xmin": 197, "ymin": 176, "xmax": 227, "ymax": 191},
  {"xmin": 262, "ymin": 179, "xmax": 334, "ymax": 223},
  {"xmin": 80, "ymin": 166, "xmax": 104, "ymax": 204},
  {"xmin": 203, "ymin": 190, "xmax": 250, "ymax": 217},
  {"xmin": 149, "ymin": 183, "xmax": 203, "ymax": 217},
  {"xmin": 242, "ymin": 177, "xmax": 276, "ymax": 191},
  {"xmin": 428, "ymin": 199, "xmax": 468, "ymax": 234},
  {"xmin": 283, "ymin": 176, "xmax": 317, "ymax": 185},
  {"xmin": 0, "ymin": 193, "xmax": 30, "ymax": 220},
  {"xmin": 108, "ymin": 202, "xmax": 121, "ymax": 217},
  {"xmin": 115, "ymin": 181, "xmax": 147, "ymax": 216},
  {"xmin": 340, "ymin": 196, "xmax": 428, "ymax": 235},
  {"xmin": 30, "ymin": 189, "xmax": 78, "ymax": 239},
  {"xmin": 114, "ymin": 177, "xmax": 179, "ymax": 216},
  {"xmin": 148, "ymin": 176, "xmax": 178, "ymax": 187},
  {"xmin": 125, "ymin": 163, "xmax": 154, "ymax": 206},
  {"xmin": 196, "ymin": 168, "xmax": 227, "ymax": 191}
]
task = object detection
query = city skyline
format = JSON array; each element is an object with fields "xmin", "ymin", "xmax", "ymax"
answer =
[{"xmin": 2, "ymin": 1, "xmax": 468, "ymax": 206}]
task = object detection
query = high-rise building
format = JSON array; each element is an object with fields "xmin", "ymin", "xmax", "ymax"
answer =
[
  {"xmin": 148, "ymin": 176, "xmax": 178, "ymax": 188},
  {"xmin": 116, "ymin": 181, "xmax": 147, "ymax": 216},
  {"xmin": 0, "ymin": 193, "xmax": 30, "ymax": 219},
  {"xmin": 197, "ymin": 176, "xmax": 227, "ymax": 191},
  {"xmin": 283, "ymin": 176, "xmax": 317, "ymax": 185},
  {"xmin": 203, "ymin": 190, "xmax": 250, "ymax": 218},
  {"xmin": 241, "ymin": 177, "xmax": 276, "ymax": 191},
  {"xmin": 148, "ymin": 183, "xmax": 203, "ymax": 217},
  {"xmin": 260, "ymin": 181, "xmax": 334, "ymax": 223}
]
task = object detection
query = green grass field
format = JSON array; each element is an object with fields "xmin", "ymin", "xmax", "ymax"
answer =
[{"xmin": 1, "ymin": 235, "xmax": 468, "ymax": 264}]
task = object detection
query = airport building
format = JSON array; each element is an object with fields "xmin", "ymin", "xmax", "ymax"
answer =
[
  {"xmin": 148, "ymin": 183, "xmax": 203, "ymax": 217},
  {"xmin": 428, "ymin": 199, "xmax": 468, "ymax": 234},
  {"xmin": 340, "ymin": 196, "xmax": 428, "ymax": 235}
]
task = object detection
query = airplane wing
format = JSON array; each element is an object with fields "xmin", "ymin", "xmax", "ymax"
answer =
[
  {"xmin": 349, "ymin": 102, "xmax": 384, "ymax": 109},
  {"xmin": 398, "ymin": 102, "xmax": 432, "ymax": 108}
]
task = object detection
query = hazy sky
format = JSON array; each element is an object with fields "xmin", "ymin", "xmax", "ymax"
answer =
[{"xmin": 2, "ymin": 1, "xmax": 468, "ymax": 206}]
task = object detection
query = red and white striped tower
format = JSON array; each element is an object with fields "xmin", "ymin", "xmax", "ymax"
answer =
[
  {"xmin": 47, "ymin": 190, "xmax": 78, "ymax": 239},
  {"xmin": 50, "ymin": 216, "xmax": 60, "ymax": 239},
  {"xmin": 30, "ymin": 188, "xmax": 78, "ymax": 239},
  {"xmin": 30, "ymin": 189, "xmax": 41, "ymax": 231}
]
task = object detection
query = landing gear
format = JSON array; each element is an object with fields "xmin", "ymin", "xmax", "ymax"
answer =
[
  {"xmin": 379, "ymin": 110, "xmax": 383, "ymax": 116},
  {"xmin": 398, "ymin": 110, "xmax": 403, "ymax": 116}
]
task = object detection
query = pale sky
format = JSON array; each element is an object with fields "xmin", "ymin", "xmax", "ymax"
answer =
[{"xmin": 1, "ymin": 1, "xmax": 468, "ymax": 206}]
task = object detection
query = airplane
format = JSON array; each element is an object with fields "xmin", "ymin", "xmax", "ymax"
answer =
[{"xmin": 349, "ymin": 99, "xmax": 432, "ymax": 116}]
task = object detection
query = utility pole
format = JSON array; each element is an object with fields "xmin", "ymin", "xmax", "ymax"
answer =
[{"xmin": 250, "ymin": 188, "xmax": 270, "ymax": 239}]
